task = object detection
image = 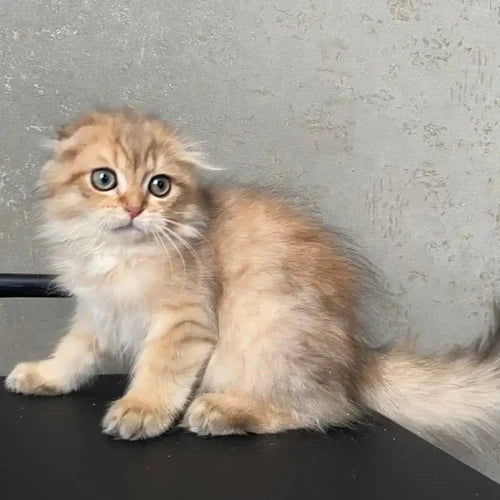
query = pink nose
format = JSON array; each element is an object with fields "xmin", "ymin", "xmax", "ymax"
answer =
[{"xmin": 125, "ymin": 206, "xmax": 144, "ymax": 219}]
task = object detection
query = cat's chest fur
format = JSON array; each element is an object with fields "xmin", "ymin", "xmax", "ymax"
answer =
[{"xmin": 60, "ymin": 246, "xmax": 165, "ymax": 354}]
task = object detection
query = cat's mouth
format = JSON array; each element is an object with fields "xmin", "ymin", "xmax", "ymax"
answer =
[{"xmin": 112, "ymin": 221, "xmax": 143, "ymax": 234}]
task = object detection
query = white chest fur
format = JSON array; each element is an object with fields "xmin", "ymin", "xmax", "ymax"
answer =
[
  {"xmin": 59, "ymin": 245, "xmax": 164, "ymax": 356},
  {"xmin": 77, "ymin": 289, "xmax": 150, "ymax": 356}
]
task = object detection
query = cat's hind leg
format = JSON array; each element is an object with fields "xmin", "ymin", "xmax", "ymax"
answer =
[
  {"xmin": 182, "ymin": 392, "xmax": 303, "ymax": 435},
  {"xmin": 183, "ymin": 281, "xmax": 361, "ymax": 436}
]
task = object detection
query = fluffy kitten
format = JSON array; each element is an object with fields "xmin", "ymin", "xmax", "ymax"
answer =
[{"xmin": 5, "ymin": 110, "xmax": 500, "ymax": 443}]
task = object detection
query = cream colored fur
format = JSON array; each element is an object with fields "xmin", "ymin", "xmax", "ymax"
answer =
[
  {"xmin": 5, "ymin": 110, "xmax": 500, "ymax": 444},
  {"xmin": 361, "ymin": 336, "xmax": 500, "ymax": 446}
]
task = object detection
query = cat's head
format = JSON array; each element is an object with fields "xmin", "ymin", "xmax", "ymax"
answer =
[{"xmin": 40, "ymin": 110, "xmax": 213, "ymax": 248}]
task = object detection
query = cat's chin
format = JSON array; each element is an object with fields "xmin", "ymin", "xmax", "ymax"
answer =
[{"xmin": 109, "ymin": 223, "xmax": 146, "ymax": 243}]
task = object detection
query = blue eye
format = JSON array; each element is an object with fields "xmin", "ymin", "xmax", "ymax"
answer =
[
  {"xmin": 148, "ymin": 174, "xmax": 171, "ymax": 197},
  {"xmin": 90, "ymin": 168, "xmax": 117, "ymax": 191}
]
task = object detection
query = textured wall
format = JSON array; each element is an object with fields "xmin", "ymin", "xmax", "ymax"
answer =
[{"xmin": 1, "ymin": 0, "xmax": 500, "ymax": 480}]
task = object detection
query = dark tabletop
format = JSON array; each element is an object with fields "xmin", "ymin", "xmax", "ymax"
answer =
[{"xmin": 0, "ymin": 376, "xmax": 498, "ymax": 499}]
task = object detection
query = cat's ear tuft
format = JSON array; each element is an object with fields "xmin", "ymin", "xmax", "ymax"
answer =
[
  {"xmin": 56, "ymin": 113, "xmax": 100, "ymax": 141},
  {"xmin": 178, "ymin": 142, "xmax": 225, "ymax": 171}
]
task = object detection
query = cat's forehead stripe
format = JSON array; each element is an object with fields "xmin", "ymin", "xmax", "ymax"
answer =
[{"xmin": 112, "ymin": 135, "xmax": 161, "ymax": 174}]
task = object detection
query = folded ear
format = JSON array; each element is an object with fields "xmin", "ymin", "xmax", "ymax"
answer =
[{"xmin": 56, "ymin": 112, "xmax": 101, "ymax": 141}]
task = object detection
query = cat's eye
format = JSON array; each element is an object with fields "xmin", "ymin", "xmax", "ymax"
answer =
[
  {"xmin": 90, "ymin": 168, "xmax": 117, "ymax": 191},
  {"xmin": 148, "ymin": 174, "xmax": 171, "ymax": 198}
]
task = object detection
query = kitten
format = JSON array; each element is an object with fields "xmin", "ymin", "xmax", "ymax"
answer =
[{"xmin": 5, "ymin": 110, "xmax": 500, "ymax": 443}]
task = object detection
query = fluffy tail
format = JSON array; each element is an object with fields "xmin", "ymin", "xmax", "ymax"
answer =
[{"xmin": 360, "ymin": 308, "xmax": 500, "ymax": 446}]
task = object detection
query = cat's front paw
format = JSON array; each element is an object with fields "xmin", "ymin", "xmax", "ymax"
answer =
[
  {"xmin": 102, "ymin": 397, "xmax": 173, "ymax": 440},
  {"xmin": 5, "ymin": 361, "xmax": 67, "ymax": 396}
]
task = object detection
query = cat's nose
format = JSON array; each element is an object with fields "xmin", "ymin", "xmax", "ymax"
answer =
[{"xmin": 125, "ymin": 206, "xmax": 144, "ymax": 219}]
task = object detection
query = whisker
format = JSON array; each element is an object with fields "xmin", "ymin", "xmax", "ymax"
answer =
[
  {"xmin": 153, "ymin": 230, "xmax": 174, "ymax": 275},
  {"xmin": 164, "ymin": 217, "xmax": 206, "ymax": 241},
  {"xmin": 171, "ymin": 211, "xmax": 206, "ymax": 222},
  {"xmin": 159, "ymin": 227, "xmax": 187, "ymax": 280},
  {"xmin": 163, "ymin": 224, "xmax": 202, "ymax": 271},
  {"xmin": 171, "ymin": 214, "xmax": 208, "ymax": 230}
]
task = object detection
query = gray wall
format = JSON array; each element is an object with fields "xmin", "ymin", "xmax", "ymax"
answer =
[{"xmin": 2, "ymin": 0, "xmax": 500, "ymax": 481}]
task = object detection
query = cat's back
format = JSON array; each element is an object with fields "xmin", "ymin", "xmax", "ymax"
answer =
[
  {"xmin": 206, "ymin": 186, "xmax": 357, "ymax": 295},
  {"xmin": 208, "ymin": 186, "xmax": 319, "ymax": 258},
  {"xmin": 200, "ymin": 186, "xmax": 363, "ymax": 397}
]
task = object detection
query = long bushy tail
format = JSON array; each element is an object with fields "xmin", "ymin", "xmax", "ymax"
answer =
[{"xmin": 360, "ymin": 310, "xmax": 500, "ymax": 446}]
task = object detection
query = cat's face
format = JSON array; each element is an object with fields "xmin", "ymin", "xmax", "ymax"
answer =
[{"xmin": 40, "ymin": 111, "xmax": 208, "ymax": 247}]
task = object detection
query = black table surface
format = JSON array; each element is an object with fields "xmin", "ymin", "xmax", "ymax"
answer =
[{"xmin": 1, "ymin": 376, "xmax": 498, "ymax": 499}]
